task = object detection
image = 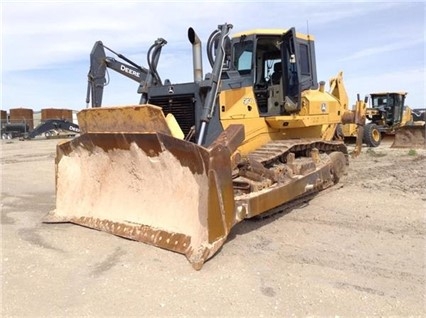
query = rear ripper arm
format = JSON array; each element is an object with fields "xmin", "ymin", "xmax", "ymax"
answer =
[{"xmin": 86, "ymin": 38, "xmax": 167, "ymax": 107}]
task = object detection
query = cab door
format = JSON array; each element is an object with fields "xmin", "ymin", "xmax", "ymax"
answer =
[
  {"xmin": 280, "ymin": 28, "xmax": 317, "ymax": 113},
  {"xmin": 281, "ymin": 28, "xmax": 301, "ymax": 111}
]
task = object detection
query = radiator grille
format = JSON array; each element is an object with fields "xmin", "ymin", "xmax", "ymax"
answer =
[{"xmin": 149, "ymin": 94, "xmax": 195, "ymax": 139}]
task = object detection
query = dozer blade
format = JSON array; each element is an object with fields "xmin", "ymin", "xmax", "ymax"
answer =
[
  {"xmin": 391, "ymin": 124, "xmax": 426, "ymax": 148},
  {"xmin": 44, "ymin": 105, "xmax": 244, "ymax": 270}
]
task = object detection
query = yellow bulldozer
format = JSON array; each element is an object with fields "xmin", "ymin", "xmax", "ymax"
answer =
[
  {"xmin": 342, "ymin": 92, "xmax": 425, "ymax": 148},
  {"xmin": 44, "ymin": 23, "xmax": 365, "ymax": 269}
]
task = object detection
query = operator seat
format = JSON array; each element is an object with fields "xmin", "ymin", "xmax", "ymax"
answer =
[{"xmin": 271, "ymin": 62, "xmax": 282, "ymax": 85}]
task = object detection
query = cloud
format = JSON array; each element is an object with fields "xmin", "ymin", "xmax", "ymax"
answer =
[
  {"xmin": 1, "ymin": 1, "xmax": 424, "ymax": 111},
  {"xmin": 343, "ymin": 67, "xmax": 425, "ymax": 109},
  {"xmin": 340, "ymin": 37, "xmax": 424, "ymax": 61},
  {"xmin": 3, "ymin": 1, "xmax": 401, "ymax": 72}
]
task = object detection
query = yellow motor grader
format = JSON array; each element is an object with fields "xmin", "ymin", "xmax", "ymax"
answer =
[
  {"xmin": 342, "ymin": 92, "xmax": 425, "ymax": 148},
  {"xmin": 44, "ymin": 23, "xmax": 365, "ymax": 269}
]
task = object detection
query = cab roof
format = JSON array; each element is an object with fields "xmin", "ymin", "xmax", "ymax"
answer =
[
  {"xmin": 370, "ymin": 92, "xmax": 407, "ymax": 96},
  {"xmin": 232, "ymin": 28, "xmax": 314, "ymax": 41}
]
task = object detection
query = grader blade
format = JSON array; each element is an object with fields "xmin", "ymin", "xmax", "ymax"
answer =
[
  {"xmin": 392, "ymin": 124, "xmax": 426, "ymax": 148},
  {"xmin": 44, "ymin": 105, "xmax": 244, "ymax": 270}
]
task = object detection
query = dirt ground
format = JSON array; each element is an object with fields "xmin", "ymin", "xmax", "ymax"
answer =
[{"xmin": 1, "ymin": 137, "xmax": 425, "ymax": 317}]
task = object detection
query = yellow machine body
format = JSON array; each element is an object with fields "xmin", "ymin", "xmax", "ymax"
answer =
[{"xmin": 45, "ymin": 24, "xmax": 361, "ymax": 269}]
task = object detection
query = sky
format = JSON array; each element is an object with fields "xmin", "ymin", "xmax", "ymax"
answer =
[{"xmin": 1, "ymin": 1, "xmax": 425, "ymax": 112}]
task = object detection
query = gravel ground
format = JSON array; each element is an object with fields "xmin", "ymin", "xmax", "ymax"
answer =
[{"xmin": 1, "ymin": 137, "xmax": 425, "ymax": 317}]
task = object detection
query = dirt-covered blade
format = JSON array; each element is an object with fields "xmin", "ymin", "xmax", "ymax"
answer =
[
  {"xmin": 392, "ymin": 124, "xmax": 426, "ymax": 148},
  {"xmin": 44, "ymin": 105, "xmax": 244, "ymax": 270}
]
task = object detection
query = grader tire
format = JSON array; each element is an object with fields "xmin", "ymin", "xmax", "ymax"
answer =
[{"xmin": 363, "ymin": 123, "xmax": 381, "ymax": 147}]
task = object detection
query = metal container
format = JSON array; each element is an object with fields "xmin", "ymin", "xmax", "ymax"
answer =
[
  {"xmin": 41, "ymin": 108, "xmax": 73, "ymax": 122},
  {"xmin": 9, "ymin": 108, "xmax": 34, "ymax": 130},
  {"xmin": 0, "ymin": 110, "xmax": 7, "ymax": 128}
]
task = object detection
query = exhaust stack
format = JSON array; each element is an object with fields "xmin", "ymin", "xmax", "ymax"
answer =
[{"xmin": 188, "ymin": 27, "xmax": 203, "ymax": 83}]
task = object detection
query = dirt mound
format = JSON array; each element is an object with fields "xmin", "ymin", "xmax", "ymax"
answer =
[{"xmin": 345, "ymin": 148, "xmax": 426, "ymax": 196}]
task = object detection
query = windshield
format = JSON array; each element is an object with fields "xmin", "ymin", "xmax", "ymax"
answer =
[{"xmin": 372, "ymin": 95, "xmax": 394, "ymax": 108}]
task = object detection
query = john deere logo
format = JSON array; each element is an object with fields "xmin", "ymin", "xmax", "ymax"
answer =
[{"xmin": 243, "ymin": 98, "xmax": 253, "ymax": 105}]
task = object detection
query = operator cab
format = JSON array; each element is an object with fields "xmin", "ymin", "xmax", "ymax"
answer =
[
  {"xmin": 370, "ymin": 92, "xmax": 407, "ymax": 125},
  {"xmin": 224, "ymin": 28, "xmax": 318, "ymax": 116}
]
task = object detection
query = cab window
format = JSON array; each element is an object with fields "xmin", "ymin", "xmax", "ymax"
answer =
[{"xmin": 233, "ymin": 41, "xmax": 253, "ymax": 74}]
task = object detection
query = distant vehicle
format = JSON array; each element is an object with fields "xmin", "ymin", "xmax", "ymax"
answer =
[
  {"xmin": 1, "ymin": 123, "xmax": 30, "ymax": 139},
  {"xmin": 342, "ymin": 92, "xmax": 425, "ymax": 147},
  {"xmin": 1, "ymin": 119, "xmax": 80, "ymax": 140},
  {"xmin": 411, "ymin": 108, "xmax": 425, "ymax": 122},
  {"xmin": 26, "ymin": 119, "xmax": 80, "ymax": 139}
]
